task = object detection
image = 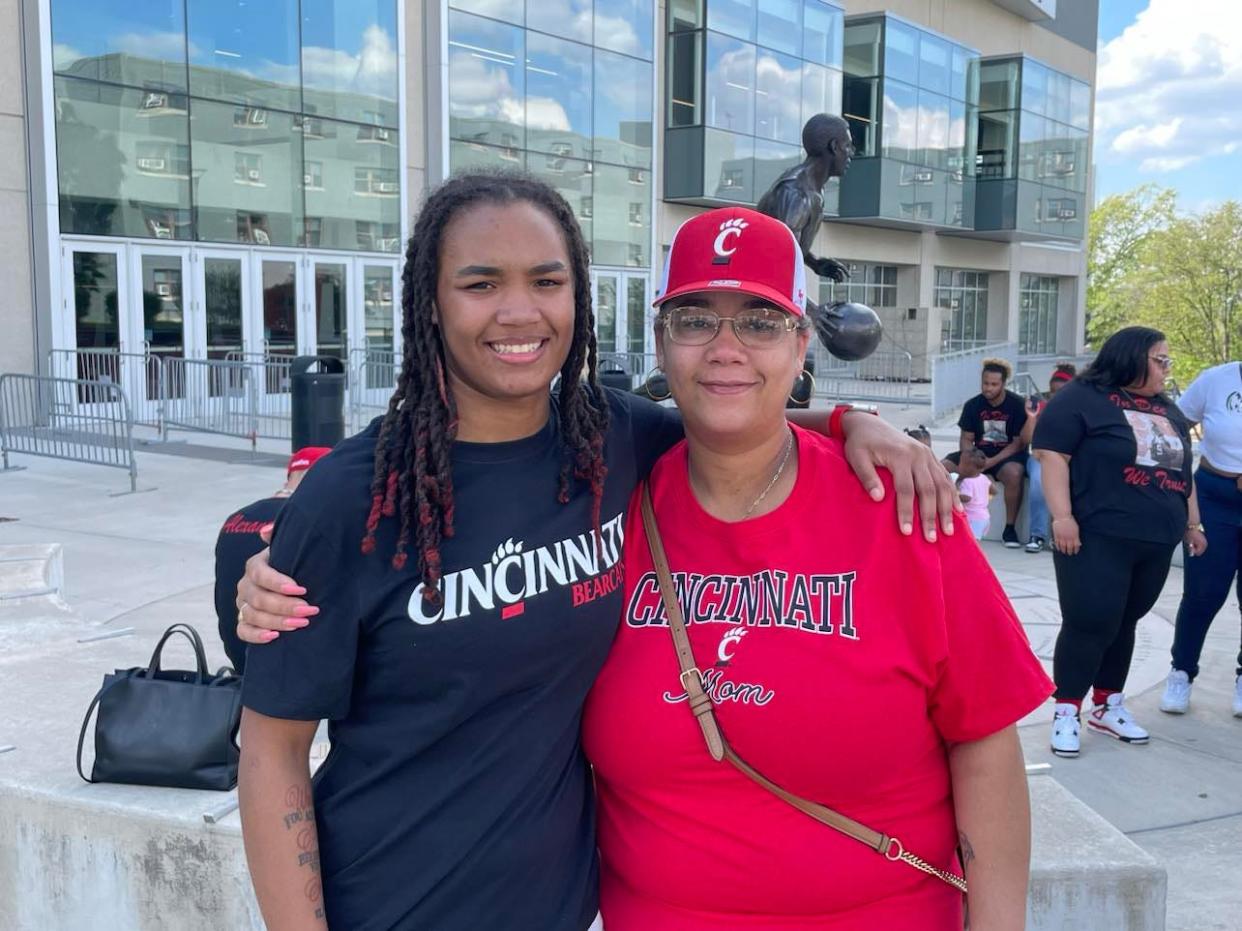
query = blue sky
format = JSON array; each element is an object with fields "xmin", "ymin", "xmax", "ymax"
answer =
[{"xmin": 1093, "ymin": 0, "xmax": 1242, "ymax": 213}]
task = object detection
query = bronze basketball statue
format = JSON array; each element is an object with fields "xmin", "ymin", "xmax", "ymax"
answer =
[{"xmin": 756, "ymin": 114, "xmax": 882, "ymax": 362}]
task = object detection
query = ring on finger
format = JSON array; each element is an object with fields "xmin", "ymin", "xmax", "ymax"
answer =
[{"xmin": 237, "ymin": 601, "xmax": 248, "ymax": 626}]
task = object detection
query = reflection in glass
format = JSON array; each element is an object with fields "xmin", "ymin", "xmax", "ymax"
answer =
[
  {"xmin": 668, "ymin": 0, "xmax": 703, "ymax": 31},
  {"xmin": 947, "ymin": 99, "xmax": 971, "ymax": 177},
  {"xmin": 668, "ymin": 31, "xmax": 702, "ymax": 127},
  {"xmin": 527, "ymin": 0, "xmax": 592, "ymax": 45},
  {"xmin": 204, "ymin": 258, "xmax": 243, "ymax": 359},
  {"xmin": 802, "ymin": 62, "xmax": 843, "ymax": 126},
  {"xmin": 56, "ymin": 77, "xmax": 192, "ymax": 240},
  {"xmin": 803, "ymin": 1, "xmax": 843, "ymax": 68},
  {"xmin": 917, "ymin": 90, "xmax": 950, "ymax": 169},
  {"xmin": 300, "ymin": 0, "xmax": 399, "ymax": 127},
  {"xmin": 449, "ymin": 0, "xmax": 522, "ymax": 25},
  {"xmin": 526, "ymin": 32, "xmax": 592, "ymax": 157},
  {"xmin": 1021, "ymin": 60, "xmax": 1047, "ymax": 117},
  {"xmin": 703, "ymin": 129, "xmax": 754, "ymax": 203},
  {"xmin": 449, "ymin": 140, "xmax": 524, "ymax": 173},
  {"xmin": 705, "ymin": 33, "xmax": 754, "ymax": 134},
  {"xmin": 977, "ymin": 110, "xmax": 1015, "ymax": 179},
  {"xmin": 191, "ymin": 100, "xmax": 303, "ymax": 247},
  {"xmin": 754, "ymin": 139, "xmax": 801, "ymax": 201},
  {"xmin": 592, "ymin": 164, "xmax": 650, "ymax": 267},
  {"xmin": 526, "ymin": 155, "xmax": 594, "ymax": 246},
  {"xmin": 918, "ymin": 33, "xmax": 950, "ymax": 97},
  {"xmin": 262, "ymin": 260, "xmax": 298, "ymax": 355},
  {"xmin": 627, "ymin": 276, "xmax": 648, "ymax": 354},
  {"xmin": 707, "ymin": 0, "xmax": 756, "ymax": 42},
  {"xmin": 757, "ymin": 0, "xmax": 801, "ymax": 57},
  {"xmin": 448, "ymin": 12, "xmax": 525, "ymax": 151},
  {"xmin": 596, "ymin": 0, "xmax": 654, "ymax": 60},
  {"xmin": 755, "ymin": 50, "xmax": 803, "ymax": 144},
  {"xmin": 884, "ymin": 20, "xmax": 919, "ymax": 86},
  {"xmin": 52, "ymin": 0, "xmax": 186, "ymax": 90},
  {"xmin": 363, "ymin": 265, "xmax": 396, "ymax": 388},
  {"xmin": 882, "ymin": 79, "xmax": 918, "ymax": 162},
  {"xmin": 74, "ymin": 252, "xmax": 120, "ymax": 351},
  {"xmin": 594, "ymin": 49, "xmax": 654, "ymax": 168},
  {"xmin": 952, "ymin": 46, "xmax": 976, "ymax": 103},
  {"xmin": 1069, "ymin": 80, "xmax": 1091, "ymax": 131},
  {"xmin": 844, "ymin": 20, "xmax": 880, "ymax": 78},
  {"xmin": 315, "ymin": 263, "xmax": 348, "ymax": 360},
  {"xmin": 596, "ymin": 276, "xmax": 617, "ymax": 351},
  {"xmin": 141, "ymin": 253, "xmax": 185, "ymax": 404},
  {"xmin": 304, "ymin": 117, "xmax": 401, "ymax": 252},
  {"xmin": 1018, "ymin": 113, "xmax": 1046, "ymax": 183},
  {"xmin": 186, "ymin": 0, "xmax": 300, "ymax": 111},
  {"xmin": 1046, "ymin": 69, "xmax": 1071, "ymax": 125}
]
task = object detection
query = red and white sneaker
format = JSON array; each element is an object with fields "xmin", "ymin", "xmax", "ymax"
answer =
[{"xmin": 1088, "ymin": 693, "xmax": 1149, "ymax": 744}]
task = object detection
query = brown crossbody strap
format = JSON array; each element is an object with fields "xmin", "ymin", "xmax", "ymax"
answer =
[{"xmin": 639, "ymin": 484, "xmax": 967, "ymax": 894}]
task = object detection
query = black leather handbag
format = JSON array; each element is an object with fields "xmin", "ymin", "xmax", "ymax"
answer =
[{"xmin": 76, "ymin": 623, "xmax": 243, "ymax": 791}]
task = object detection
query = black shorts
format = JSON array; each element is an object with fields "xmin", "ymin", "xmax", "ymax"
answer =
[{"xmin": 944, "ymin": 449, "xmax": 1029, "ymax": 480}]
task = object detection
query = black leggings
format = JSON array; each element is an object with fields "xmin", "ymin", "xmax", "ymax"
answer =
[{"xmin": 1052, "ymin": 531, "xmax": 1175, "ymax": 700}]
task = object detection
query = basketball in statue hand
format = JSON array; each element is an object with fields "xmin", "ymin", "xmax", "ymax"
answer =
[{"xmin": 811, "ymin": 301, "xmax": 882, "ymax": 362}]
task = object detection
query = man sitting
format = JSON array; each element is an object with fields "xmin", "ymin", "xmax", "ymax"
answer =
[{"xmin": 943, "ymin": 358, "xmax": 1029, "ymax": 547}]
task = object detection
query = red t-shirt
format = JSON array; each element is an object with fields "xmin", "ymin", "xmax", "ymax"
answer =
[{"xmin": 582, "ymin": 426, "xmax": 1052, "ymax": 930}]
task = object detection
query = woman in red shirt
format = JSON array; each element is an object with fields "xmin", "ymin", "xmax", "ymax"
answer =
[{"xmin": 582, "ymin": 207, "xmax": 1052, "ymax": 930}]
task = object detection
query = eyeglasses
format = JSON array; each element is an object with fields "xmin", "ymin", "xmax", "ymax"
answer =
[
  {"xmin": 1150, "ymin": 354, "xmax": 1174, "ymax": 371},
  {"xmin": 663, "ymin": 306, "xmax": 801, "ymax": 348}
]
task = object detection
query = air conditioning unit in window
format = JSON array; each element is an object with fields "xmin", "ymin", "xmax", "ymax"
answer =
[
  {"xmin": 141, "ymin": 93, "xmax": 168, "ymax": 110},
  {"xmin": 155, "ymin": 283, "xmax": 173, "ymax": 297},
  {"xmin": 137, "ymin": 157, "xmax": 166, "ymax": 172},
  {"xmin": 913, "ymin": 169, "xmax": 934, "ymax": 184},
  {"xmin": 1056, "ymin": 206, "xmax": 1078, "ymax": 220},
  {"xmin": 304, "ymin": 174, "xmax": 315, "ymax": 186},
  {"xmin": 375, "ymin": 181, "xmax": 398, "ymax": 193},
  {"xmin": 248, "ymin": 169, "xmax": 262, "ymax": 181},
  {"xmin": 373, "ymin": 128, "xmax": 391, "ymax": 141},
  {"xmin": 246, "ymin": 109, "xmax": 267, "ymax": 126},
  {"xmin": 376, "ymin": 237, "xmax": 401, "ymax": 251}
]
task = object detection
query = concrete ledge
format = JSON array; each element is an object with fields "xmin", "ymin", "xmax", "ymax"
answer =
[
  {"xmin": 1028, "ymin": 776, "xmax": 1167, "ymax": 930},
  {"xmin": 0, "ymin": 543, "xmax": 64, "ymax": 602}
]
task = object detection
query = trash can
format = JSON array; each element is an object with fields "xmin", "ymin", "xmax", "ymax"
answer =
[
  {"xmin": 290, "ymin": 355, "xmax": 346, "ymax": 450},
  {"xmin": 598, "ymin": 366, "xmax": 632, "ymax": 393}
]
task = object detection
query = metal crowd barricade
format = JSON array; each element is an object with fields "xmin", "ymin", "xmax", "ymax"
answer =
[
  {"xmin": 811, "ymin": 345, "xmax": 916, "ymax": 406},
  {"xmin": 160, "ymin": 357, "xmax": 258, "ymax": 443},
  {"xmin": 349, "ymin": 348, "xmax": 399, "ymax": 432},
  {"xmin": 0, "ymin": 373, "xmax": 140, "ymax": 493},
  {"xmin": 47, "ymin": 348, "xmax": 164, "ymax": 429},
  {"xmin": 597, "ymin": 351, "xmax": 659, "ymax": 388},
  {"xmin": 225, "ymin": 351, "xmax": 296, "ymax": 440},
  {"xmin": 931, "ymin": 342, "xmax": 1019, "ymax": 420}
]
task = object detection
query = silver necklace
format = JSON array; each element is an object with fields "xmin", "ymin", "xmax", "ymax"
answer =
[{"xmin": 743, "ymin": 430, "xmax": 795, "ymax": 519}]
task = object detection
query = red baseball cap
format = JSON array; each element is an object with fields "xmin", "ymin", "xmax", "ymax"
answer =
[
  {"xmin": 654, "ymin": 207, "xmax": 807, "ymax": 317},
  {"xmin": 287, "ymin": 446, "xmax": 331, "ymax": 476}
]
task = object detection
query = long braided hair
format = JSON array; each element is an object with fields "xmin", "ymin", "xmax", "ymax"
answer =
[{"xmin": 361, "ymin": 171, "xmax": 610, "ymax": 604}]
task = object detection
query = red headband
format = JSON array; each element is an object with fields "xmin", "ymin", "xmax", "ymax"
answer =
[{"xmin": 1050, "ymin": 370, "xmax": 1073, "ymax": 383}]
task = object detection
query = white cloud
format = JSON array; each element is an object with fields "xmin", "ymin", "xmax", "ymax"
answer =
[
  {"xmin": 52, "ymin": 43, "xmax": 83, "ymax": 71},
  {"xmin": 1096, "ymin": 0, "xmax": 1242, "ymax": 175},
  {"xmin": 302, "ymin": 24, "xmax": 397, "ymax": 99},
  {"xmin": 113, "ymin": 31, "xmax": 200, "ymax": 61}
]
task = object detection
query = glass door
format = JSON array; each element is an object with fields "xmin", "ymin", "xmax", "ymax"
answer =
[
  {"xmin": 131, "ymin": 246, "xmax": 190, "ymax": 401},
  {"xmin": 592, "ymin": 272, "xmax": 621, "ymax": 355},
  {"xmin": 623, "ymin": 272, "xmax": 651, "ymax": 356},
  {"xmin": 356, "ymin": 261, "xmax": 400, "ymax": 406},
  {"xmin": 253, "ymin": 253, "xmax": 303, "ymax": 399},
  {"xmin": 61, "ymin": 241, "xmax": 129, "ymax": 405},
  {"xmin": 192, "ymin": 248, "xmax": 249, "ymax": 403},
  {"xmin": 309, "ymin": 256, "xmax": 349, "ymax": 361}
]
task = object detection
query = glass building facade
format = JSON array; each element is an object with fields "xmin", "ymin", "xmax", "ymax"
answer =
[
  {"xmin": 663, "ymin": 0, "xmax": 845, "ymax": 210},
  {"xmin": 974, "ymin": 55, "xmax": 1089, "ymax": 239},
  {"xmin": 52, "ymin": 0, "xmax": 401, "ymax": 252},
  {"xmin": 446, "ymin": 0, "xmax": 655, "ymax": 268},
  {"xmin": 1019, "ymin": 272, "xmax": 1059, "ymax": 355},
  {"xmin": 935, "ymin": 267, "xmax": 990, "ymax": 349},
  {"xmin": 838, "ymin": 14, "xmax": 978, "ymax": 228}
]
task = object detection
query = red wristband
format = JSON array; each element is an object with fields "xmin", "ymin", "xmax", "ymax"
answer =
[{"xmin": 828, "ymin": 404, "xmax": 853, "ymax": 439}]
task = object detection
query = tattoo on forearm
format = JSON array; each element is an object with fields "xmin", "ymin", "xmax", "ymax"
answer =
[
  {"xmin": 281, "ymin": 784, "xmax": 326, "ymax": 924},
  {"xmin": 958, "ymin": 830, "xmax": 976, "ymax": 869}
]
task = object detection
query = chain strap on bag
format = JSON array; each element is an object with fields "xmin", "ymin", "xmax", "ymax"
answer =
[{"xmin": 639, "ymin": 484, "xmax": 967, "ymax": 894}]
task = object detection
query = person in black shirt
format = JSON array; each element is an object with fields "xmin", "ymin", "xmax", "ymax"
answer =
[
  {"xmin": 213, "ymin": 446, "xmax": 331, "ymax": 671},
  {"xmin": 233, "ymin": 173, "xmax": 960, "ymax": 931},
  {"xmin": 944, "ymin": 358, "xmax": 1029, "ymax": 547},
  {"xmin": 1034, "ymin": 327, "xmax": 1205, "ymax": 759}
]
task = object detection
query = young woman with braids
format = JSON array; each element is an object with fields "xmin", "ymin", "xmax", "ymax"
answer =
[{"xmin": 236, "ymin": 172, "xmax": 957, "ymax": 931}]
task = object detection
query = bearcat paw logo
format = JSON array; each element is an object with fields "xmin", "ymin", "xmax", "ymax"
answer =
[
  {"xmin": 717, "ymin": 627, "xmax": 747, "ymax": 664},
  {"xmin": 718, "ymin": 217, "xmax": 748, "ymax": 233},
  {"xmin": 490, "ymin": 538, "xmax": 524, "ymax": 565}
]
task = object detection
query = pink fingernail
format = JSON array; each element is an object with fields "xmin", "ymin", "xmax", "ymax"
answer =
[
  {"xmin": 293, "ymin": 605, "xmax": 319, "ymax": 617},
  {"xmin": 280, "ymin": 583, "xmax": 307, "ymax": 595},
  {"xmin": 261, "ymin": 631, "xmax": 280, "ymax": 642},
  {"xmin": 284, "ymin": 618, "xmax": 310, "ymax": 630},
  {"xmin": 901, "ymin": 523, "xmax": 913, "ymax": 535},
  {"xmin": 262, "ymin": 523, "xmax": 275, "ymax": 534}
]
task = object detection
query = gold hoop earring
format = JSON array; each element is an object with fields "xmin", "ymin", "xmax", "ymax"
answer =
[
  {"xmin": 643, "ymin": 367, "xmax": 672, "ymax": 402},
  {"xmin": 789, "ymin": 369, "xmax": 816, "ymax": 403}
]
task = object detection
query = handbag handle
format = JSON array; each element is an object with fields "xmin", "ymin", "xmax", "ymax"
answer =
[
  {"xmin": 639, "ymin": 483, "xmax": 967, "ymax": 894},
  {"xmin": 76, "ymin": 674, "xmax": 127, "ymax": 783},
  {"xmin": 144, "ymin": 623, "xmax": 210, "ymax": 682}
]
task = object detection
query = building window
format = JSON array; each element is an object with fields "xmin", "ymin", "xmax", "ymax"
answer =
[
  {"xmin": 237, "ymin": 212, "xmax": 272, "ymax": 245},
  {"xmin": 823, "ymin": 263, "xmax": 897, "ymax": 308},
  {"xmin": 302, "ymin": 217, "xmax": 323, "ymax": 248},
  {"xmin": 1019, "ymin": 274, "xmax": 1059, "ymax": 355},
  {"xmin": 935, "ymin": 268, "xmax": 989, "ymax": 350},
  {"xmin": 233, "ymin": 106, "xmax": 269, "ymax": 128},
  {"xmin": 234, "ymin": 152, "xmax": 264, "ymax": 185},
  {"xmin": 628, "ymin": 202, "xmax": 644, "ymax": 226},
  {"xmin": 304, "ymin": 161, "xmax": 324, "ymax": 190},
  {"xmin": 354, "ymin": 167, "xmax": 400, "ymax": 196}
]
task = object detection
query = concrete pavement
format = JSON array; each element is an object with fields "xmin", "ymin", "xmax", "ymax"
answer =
[{"xmin": 1, "ymin": 433, "xmax": 1239, "ymax": 929}]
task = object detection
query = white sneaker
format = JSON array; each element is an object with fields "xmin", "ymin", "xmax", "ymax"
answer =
[
  {"xmin": 1051, "ymin": 704, "xmax": 1081, "ymax": 757},
  {"xmin": 1233, "ymin": 677, "xmax": 1242, "ymax": 718},
  {"xmin": 1088, "ymin": 693, "xmax": 1150, "ymax": 743},
  {"xmin": 1159, "ymin": 669, "xmax": 1191, "ymax": 714}
]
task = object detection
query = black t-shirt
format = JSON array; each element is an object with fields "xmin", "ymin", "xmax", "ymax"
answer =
[
  {"xmin": 214, "ymin": 495, "xmax": 287, "ymax": 673},
  {"xmin": 1033, "ymin": 379, "xmax": 1192, "ymax": 545},
  {"xmin": 958, "ymin": 390, "xmax": 1028, "ymax": 454},
  {"xmin": 241, "ymin": 389, "xmax": 683, "ymax": 931}
]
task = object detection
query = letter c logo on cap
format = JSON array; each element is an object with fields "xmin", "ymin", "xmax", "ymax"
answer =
[{"xmin": 713, "ymin": 218, "xmax": 748, "ymax": 258}]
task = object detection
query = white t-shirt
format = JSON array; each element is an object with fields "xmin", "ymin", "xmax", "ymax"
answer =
[{"xmin": 1177, "ymin": 362, "xmax": 1242, "ymax": 473}]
